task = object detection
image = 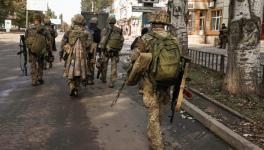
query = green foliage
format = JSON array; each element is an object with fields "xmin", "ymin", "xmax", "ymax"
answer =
[
  {"xmin": 0, "ymin": 0, "xmax": 57, "ymax": 28},
  {"xmin": 12, "ymin": 0, "xmax": 27, "ymax": 28},
  {"xmin": 81, "ymin": 0, "xmax": 111, "ymax": 12},
  {"xmin": 46, "ymin": 7, "xmax": 57, "ymax": 19},
  {"xmin": 0, "ymin": 0, "xmax": 13, "ymax": 25}
]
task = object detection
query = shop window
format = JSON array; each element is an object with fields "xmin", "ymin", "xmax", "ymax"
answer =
[{"xmin": 211, "ymin": 10, "xmax": 222, "ymax": 31}]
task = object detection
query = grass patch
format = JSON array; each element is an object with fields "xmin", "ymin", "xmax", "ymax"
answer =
[{"xmin": 189, "ymin": 64, "xmax": 264, "ymax": 125}]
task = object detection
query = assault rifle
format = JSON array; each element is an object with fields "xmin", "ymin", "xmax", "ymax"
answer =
[
  {"xmin": 17, "ymin": 35, "xmax": 28, "ymax": 76},
  {"xmin": 170, "ymin": 56, "xmax": 192, "ymax": 123}
]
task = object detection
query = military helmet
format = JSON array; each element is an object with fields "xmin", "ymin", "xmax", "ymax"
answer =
[
  {"xmin": 44, "ymin": 17, "xmax": 51, "ymax": 25},
  {"xmin": 72, "ymin": 14, "xmax": 85, "ymax": 25},
  {"xmin": 148, "ymin": 11, "xmax": 170, "ymax": 25},
  {"xmin": 108, "ymin": 16, "xmax": 116, "ymax": 24},
  {"xmin": 90, "ymin": 17, "xmax": 98, "ymax": 24},
  {"xmin": 34, "ymin": 14, "xmax": 42, "ymax": 22}
]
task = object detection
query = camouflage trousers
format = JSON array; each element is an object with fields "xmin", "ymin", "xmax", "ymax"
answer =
[
  {"xmin": 87, "ymin": 53, "xmax": 96, "ymax": 82},
  {"xmin": 101, "ymin": 54, "xmax": 118, "ymax": 83},
  {"xmin": 68, "ymin": 78, "xmax": 80, "ymax": 92},
  {"xmin": 142, "ymin": 77, "xmax": 170, "ymax": 150},
  {"xmin": 31, "ymin": 54, "xmax": 44, "ymax": 84}
]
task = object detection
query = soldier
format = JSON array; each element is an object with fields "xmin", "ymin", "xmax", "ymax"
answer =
[
  {"xmin": 127, "ymin": 11, "xmax": 181, "ymax": 150},
  {"xmin": 219, "ymin": 23, "xmax": 228, "ymax": 49},
  {"xmin": 50, "ymin": 23, "xmax": 58, "ymax": 52},
  {"xmin": 43, "ymin": 17, "xmax": 53, "ymax": 69},
  {"xmin": 99, "ymin": 16, "xmax": 124, "ymax": 88},
  {"xmin": 60, "ymin": 14, "xmax": 92, "ymax": 96},
  {"xmin": 25, "ymin": 15, "xmax": 49, "ymax": 86},
  {"xmin": 87, "ymin": 17, "xmax": 101, "ymax": 85},
  {"xmin": 130, "ymin": 27, "xmax": 148, "ymax": 50}
]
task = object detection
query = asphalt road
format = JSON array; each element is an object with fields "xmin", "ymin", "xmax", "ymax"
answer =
[{"xmin": 0, "ymin": 33, "xmax": 232, "ymax": 150}]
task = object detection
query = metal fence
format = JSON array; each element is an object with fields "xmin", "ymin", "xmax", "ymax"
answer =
[
  {"xmin": 188, "ymin": 49, "xmax": 227, "ymax": 74},
  {"xmin": 187, "ymin": 49, "xmax": 264, "ymax": 78}
]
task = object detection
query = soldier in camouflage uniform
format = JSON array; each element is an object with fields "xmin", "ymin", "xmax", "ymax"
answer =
[
  {"xmin": 87, "ymin": 17, "xmax": 101, "ymax": 85},
  {"xmin": 129, "ymin": 12, "xmax": 181, "ymax": 150},
  {"xmin": 60, "ymin": 14, "xmax": 92, "ymax": 96},
  {"xmin": 99, "ymin": 16, "xmax": 124, "ymax": 88},
  {"xmin": 43, "ymin": 17, "xmax": 53, "ymax": 69},
  {"xmin": 25, "ymin": 15, "xmax": 49, "ymax": 86}
]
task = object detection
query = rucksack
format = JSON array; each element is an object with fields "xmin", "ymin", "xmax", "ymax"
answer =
[
  {"xmin": 31, "ymin": 33, "xmax": 47, "ymax": 55},
  {"xmin": 106, "ymin": 27, "xmax": 124, "ymax": 52},
  {"xmin": 149, "ymin": 32, "xmax": 180, "ymax": 84}
]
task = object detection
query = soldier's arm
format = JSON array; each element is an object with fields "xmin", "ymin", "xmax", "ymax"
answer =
[
  {"xmin": 85, "ymin": 31, "xmax": 93, "ymax": 52},
  {"xmin": 98, "ymin": 28, "xmax": 108, "ymax": 49}
]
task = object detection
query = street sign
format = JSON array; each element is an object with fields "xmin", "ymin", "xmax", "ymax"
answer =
[
  {"xmin": 138, "ymin": 0, "xmax": 159, "ymax": 3},
  {"xmin": 27, "ymin": 0, "xmax": 48, "ymax": 11},
  {"xmin": 132, "ymin": 6, "xmax": 162, "ymax": 12},
  {"xmin": 50, "ymin": 19, "xmax": 61, "ymax": 25}
]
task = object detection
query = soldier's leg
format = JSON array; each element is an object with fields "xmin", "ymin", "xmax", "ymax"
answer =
[
  {"xmin": 143, "ymin": 78, "xmax": 164, "ymax": 150},
  {"xmin": 68, "ymin": 79, "xmax": 75, "ymax": 96},
  {"xmin": 31, "ymin": 55, "xmax": 38, "ymax": 86},
  {"xmin": 37, "ymin": 55, "xmax": 44, "ymax": 84},
  {"xmin": 87, "ymin": 56, "xmax": 95, "ymax": 85},
  {"xmin": 109, "ymin": 56, "xmax": 118, "ymax": 88},
  {"xmin": 68, "ymin": 79, "xmax": 79, "ymax": 96},
  {"xmin": 101, "ymin": 54, "xmax": 109, "ymax": 83}
]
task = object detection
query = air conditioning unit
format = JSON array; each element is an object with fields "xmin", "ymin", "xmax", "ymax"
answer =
[
  {"xmin": 208, "ymin": 1, "xmax": 215, "ymax": 8},
  {"xmin": 188, "ymin": 2, "xmax": 194, "ymax": 9}
]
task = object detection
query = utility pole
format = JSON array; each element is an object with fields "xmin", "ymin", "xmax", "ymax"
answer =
[{"xmin": 92, "ymin": 0, "xmax": 94, "ymax": 12}]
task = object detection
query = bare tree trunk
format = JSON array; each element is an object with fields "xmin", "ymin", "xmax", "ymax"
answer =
[
  {"xmin": 170, "ymin": 0, "xmax": 188, "ymax": 55},
  {"xmin": 224, "ymin": 0, "xmax": 264, "ymax": 95}
]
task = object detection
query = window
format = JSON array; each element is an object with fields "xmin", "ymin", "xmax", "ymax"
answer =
[
  {"xmin": 188, "ymin": 11, "xmax": 195, "ymax": 33},
  {"xmin": 199, "ymin": 11, "xmax": 206, "ymax": 31},
  {"xmin": 211, "ymin": 10, "xmax": 222, "ymax": 31}
]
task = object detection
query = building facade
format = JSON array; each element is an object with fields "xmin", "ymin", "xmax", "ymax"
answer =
[
  {"xmin": 111, "ymin": 0, "xmax": 264, "ymax": 43},
  {"xmin": 111, "ymin": 0, "xmax": 168, "ymax": 37},
  {"xmin": 187, "ymin": 0, "xmax": 229, "ymax": 45}
]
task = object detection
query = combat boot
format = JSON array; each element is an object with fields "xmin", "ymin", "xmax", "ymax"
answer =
[
  {"xmin": 100, "ymin": 76, "xmax": 106, "ymax": 83},
  {"xmin": 38, "ymin": 79, "xmax": 44, "ymax": 85},
  {"xmin": 108, "ymin": 81, "xmax": 114, "ymax": 88},
  {"xmin": 69, "ymin": 82, "xmax": 75, "ymax": 96},
  {"xmin": 32, "ymin": 82, "xmax": 38, "ymax": 86},
  {"xmin": 87, "ymin": 80, "xmax": 94, "ymax": 85}
]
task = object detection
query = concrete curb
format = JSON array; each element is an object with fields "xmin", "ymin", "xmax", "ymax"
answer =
[
  {"xmin": 182, "ymin": 100, "xmax": 262, "ymax": 150},
  {"xmin": 189, "ymin": 88, "xmax": 254, "ymax": 123}
]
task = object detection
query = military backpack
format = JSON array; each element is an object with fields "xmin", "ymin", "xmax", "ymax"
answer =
[
  {"xmin": 27, "ymin": 25, "xmax": 47, "ymax": 55},
  {"xmin": 106, "ymin": 27, "xmax": 124, "ymax": 52},
  {"xmin": 149, "ymin": 32, "xmax": 180, "ymax": 84}
]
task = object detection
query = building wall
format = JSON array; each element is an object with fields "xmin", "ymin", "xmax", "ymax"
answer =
[{"xmin": 188, "ymin": 0, "xmax": 230, "ymax": 45}]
